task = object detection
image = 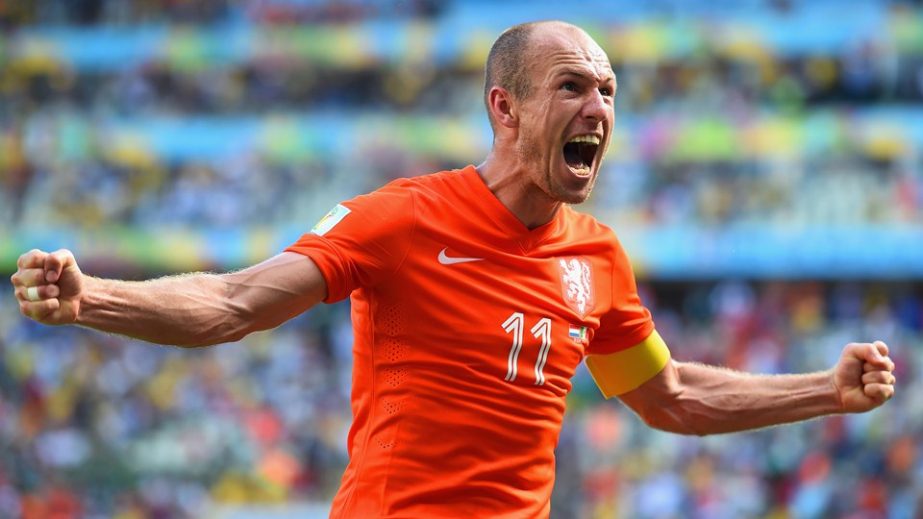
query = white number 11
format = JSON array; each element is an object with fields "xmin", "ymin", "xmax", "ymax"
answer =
[{"xmin": 502, "ymin": 312, "xmax": 552, "ymax": 385}]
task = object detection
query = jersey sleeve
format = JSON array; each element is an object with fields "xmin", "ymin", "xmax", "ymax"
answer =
[
  {"xmin": 587, "ymin": 237, "xmax": 655, "ymax": 356},
  {"xmin": 285, "ymin": 180, "xmax": 416, "ymax": 303}
]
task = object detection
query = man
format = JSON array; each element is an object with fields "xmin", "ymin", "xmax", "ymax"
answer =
[{"xmin": 11, "ymin": 21, "xmax": 895, "ymax": 518}]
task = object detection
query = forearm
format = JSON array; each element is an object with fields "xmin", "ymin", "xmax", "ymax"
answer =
[
  {"xmin": 76, "ymin": 273, "xmax": 249, "ymax": 347},
  {"xmin": 14, "ymin": 251, "xmax": 324, "ymax": 345},
  {"xmin": 648, "ymin": 361, "xmax": 842, "ymax": 435}
]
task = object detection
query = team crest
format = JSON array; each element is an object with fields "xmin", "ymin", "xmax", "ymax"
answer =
[{"xmin": 558, "ymin": 257, "xmax": 595, "ymax": 318}]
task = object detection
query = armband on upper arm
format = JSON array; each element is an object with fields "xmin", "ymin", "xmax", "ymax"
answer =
[{"xmin": 585, "ymin": 329, "xmax": 671, "ymax": 399}]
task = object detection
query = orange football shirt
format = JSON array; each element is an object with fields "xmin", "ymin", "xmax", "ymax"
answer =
[{"xmin": 286, "ymin": 165, "xmax": 654, "ymax": 518}]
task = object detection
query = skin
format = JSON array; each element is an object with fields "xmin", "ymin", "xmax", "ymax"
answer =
[
  {"xmin": 479, "ymin": 22, "xmax": 616, "ymax": 228},
  {"xmin": 9, "ymin": 21, "xmax": 896, "ymax": 436}
]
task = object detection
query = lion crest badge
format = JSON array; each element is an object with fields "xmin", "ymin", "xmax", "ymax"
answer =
[{"xmin": 558, "ymin": 257, "xmax": 595, "ymax": 318}]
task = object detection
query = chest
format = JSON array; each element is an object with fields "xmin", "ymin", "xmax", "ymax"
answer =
[{"xmin": 372, "ymin": 232, "xmax": 611, "ymax": 391}]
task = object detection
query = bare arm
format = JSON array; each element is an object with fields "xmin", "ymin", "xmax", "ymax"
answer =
[
  {"xmin": 618, "ymin": 341, "xmax": 896, "ymax": 436},
  {"xmin": 11, "ymin": 249, "xmax": 327, "ymax": 347}
]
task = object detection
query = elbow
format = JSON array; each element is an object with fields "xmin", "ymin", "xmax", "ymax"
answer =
[
  {"xmin": 201, "ymin": 282, "xmax": 265, "ymax": 346},
  {"xmin": 638, "ymin": 404, "xmax": 708, "ymax": 437},
  {"xmin": 175, "ymin": 327, "xmax": 250, "ymax": 349},
  {"xmin": 631, "ymin": 363, "xmax": 709, "ymax": 436},
  {"xmin": 178, "ymin": 303, "xmax": 255, "ymax": 348},
  {"xmin": 630, "ymin": 391, "xmax": 700, "ymax": 435},
  {"xmin": 197, "ymin": 318, "xmax": 254, "ymax": 348}
]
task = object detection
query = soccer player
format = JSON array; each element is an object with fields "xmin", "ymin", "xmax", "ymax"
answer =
[{"xmin": 11, "ymin": 21, "xmax": 896, "ymax": 518}]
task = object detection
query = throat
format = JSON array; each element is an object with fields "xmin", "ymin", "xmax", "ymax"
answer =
[
  {"xmin": 516, "ymin": 199, "xmax": 563, "ymax": 230},
  {"xmin": 475, "ymin": 158, "xmax": 565, "ymax": 229}
]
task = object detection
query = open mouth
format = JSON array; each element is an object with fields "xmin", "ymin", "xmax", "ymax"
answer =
[{"xmin": 563, "ymin": 135, "xmax": 599, "ymax": 176}]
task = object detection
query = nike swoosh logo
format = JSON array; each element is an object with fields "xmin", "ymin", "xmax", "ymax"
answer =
[{"xmin": 438, "ymin": 248, "xmax": 484, "ymax": 265}]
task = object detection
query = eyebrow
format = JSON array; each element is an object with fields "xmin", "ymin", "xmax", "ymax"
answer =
[{"xmin": 554, "ymin": 69, "xmax": 616, "ymax": 84}]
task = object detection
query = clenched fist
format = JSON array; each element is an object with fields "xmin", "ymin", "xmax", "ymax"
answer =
[
  {"xmin": 10, "ymin": 248, "xmax": 84, "ymax": 325},
  {"xmin": 833, "ymin": 341, "xmax": 896, "ymax": 413}
]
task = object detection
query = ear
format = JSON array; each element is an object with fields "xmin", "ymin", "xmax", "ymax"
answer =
[{"xmin": 487, "ymin": 86, "xmax": 518, "ymax": 129}]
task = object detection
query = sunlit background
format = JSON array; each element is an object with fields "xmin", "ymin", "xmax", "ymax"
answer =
[{"xmin": 1, "ymin": 1, "xmax": 922, "ymax": 517}]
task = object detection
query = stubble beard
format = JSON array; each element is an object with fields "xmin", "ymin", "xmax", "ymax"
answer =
[{"xmin": 518, "ymin": 132, "xmax": 594, "ymax": 205}]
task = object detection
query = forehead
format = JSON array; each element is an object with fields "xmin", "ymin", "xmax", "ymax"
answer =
[{"xmin": 529, "ymin": 27, "xmax": 613, "ymax": 80}]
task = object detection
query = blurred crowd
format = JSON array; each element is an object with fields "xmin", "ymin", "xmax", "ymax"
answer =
[
  {"xmin": 1, "ymin": 1, "xmax": 922, "ymax": 231},
  {"xmin": 1, "ymin": 280, "xmax": 921, "ymax": 518},
  {"xmin": 0, "ymin": 0, "xmax": 444, "ymax": 27},
  {"xmin": 0, "ymin": 286, "xmax": 355, "ymax": 518}
]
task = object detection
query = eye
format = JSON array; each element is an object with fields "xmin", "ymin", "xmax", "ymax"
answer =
[
  {"xmin": 599, "ymin": 87, "xmax": 613, "ymax": 97},
  {"xmin": 561, "ymin": 81, "xmax": 578, "ymax": 92}
]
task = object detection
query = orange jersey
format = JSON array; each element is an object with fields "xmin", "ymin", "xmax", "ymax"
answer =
[{"xmin": 286, "ymin": 165, "xmax": 654, "ymax": 518}]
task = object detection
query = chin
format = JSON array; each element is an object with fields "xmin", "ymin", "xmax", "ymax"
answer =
[
  {"xmin": 550, "ymin": 186, "xmax": 593, "ymax": 205},
  {"xmin": 559, "ymin": 191, "xmax": 592, "ymax": 205},
  {"xmin": 554, "ymin": 174, "xmax": 596, "ymax": 204}
]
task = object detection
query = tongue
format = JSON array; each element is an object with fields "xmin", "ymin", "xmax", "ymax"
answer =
[{"xmin": 563, "ymin": 142, "xmax": 585, "ymax": 168}]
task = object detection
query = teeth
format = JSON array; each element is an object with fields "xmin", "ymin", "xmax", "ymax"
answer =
[{"xmin": 568, "ymin": 135, "xmax": 600, "ymax": 145}]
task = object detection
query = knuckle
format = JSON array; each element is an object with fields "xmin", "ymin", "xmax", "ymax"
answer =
[
  {"xmin": 54, "ymin": 248, "xmax": 74, "ymax": 261},
  {"xmin": 33, "ymin": 300, "xmax": 54, "ymax": 318},
  {"xmin": 18, "ymin": 250, "xmax": 42, "ymax": 268}
]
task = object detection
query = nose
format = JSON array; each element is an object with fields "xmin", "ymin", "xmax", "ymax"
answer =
[{"xmin": 582, "ymin": 90, "xmax": 609, "ymax": 123}]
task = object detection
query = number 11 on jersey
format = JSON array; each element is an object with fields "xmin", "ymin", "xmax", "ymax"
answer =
[{"xmin": 502, "ymin": 312, "xmax": 552, "ymax": 386}]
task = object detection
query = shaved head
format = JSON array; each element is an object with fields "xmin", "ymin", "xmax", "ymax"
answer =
[
  {"xmin": 484, "ymin": 21, "xmax": 604, "ymax": 132},
  {"xmin": 484, "ymin": 23, "xmax": 539, "ymax": 109}
]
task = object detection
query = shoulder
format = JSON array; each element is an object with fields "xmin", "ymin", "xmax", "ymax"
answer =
[
  {"xmin": 368, "ymin": 167, "xmax": 476, "ymax": 216},
  {"xmin": 559, "ymin": 206, "xmax": 635, "ymax": 268},
  {"xmin": 346, "ymin": 169, "xmax": 456, "ymax": 209},
  {"xmin": 560, "ymin": 206, "xmax": 622, "ymax": 248},
  {"xmin": 382, "ymin": 167, "xmax": 473, "ymax": 197},
  {"xmin": 339, "ymin": 167, "xmax": 471, "ymax": 224},
  {"xmin": 564, "ymin": 206, "xmax": 615, "ymax": 233}
]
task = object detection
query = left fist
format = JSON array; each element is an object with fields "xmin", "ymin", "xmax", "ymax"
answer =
[{"xmin": 833, "ymin": 341, "xmax": 896, "ymax": 413}]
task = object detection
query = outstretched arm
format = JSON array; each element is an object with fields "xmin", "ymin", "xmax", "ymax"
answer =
[
  {"xmin": 10, "ymin": 249, "xmax": 327, "ymax": 347},
  {"xmin": 615, "ymin": 340, "xmax": 895, "ymax": 435}
]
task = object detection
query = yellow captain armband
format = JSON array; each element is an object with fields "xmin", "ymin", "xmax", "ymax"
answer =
[{"xmin": 585, "ymin": 329, "xmax": 671, "ymax": 398}]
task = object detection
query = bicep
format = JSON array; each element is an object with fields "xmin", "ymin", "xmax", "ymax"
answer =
[{"xmin": 223, "ymin": 251, "xmax": 328, "ymax": 332}]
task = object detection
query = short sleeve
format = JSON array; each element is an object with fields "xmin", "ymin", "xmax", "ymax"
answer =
[
  {"xmin": 285, "ymin": 180, "xmax": 416, "ymax": 303},
  {"xmin": 587, "ymin": 237, "xmax": 655, "ymax": 355}
]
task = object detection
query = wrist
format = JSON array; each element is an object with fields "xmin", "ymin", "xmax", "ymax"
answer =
[
  {"xmin": 823, "ymin": 368, "xmax": 845, "ymax": 414},
  {"xmin": 73, "ymin": 275, "xmax": 100, "ymax": 326}
]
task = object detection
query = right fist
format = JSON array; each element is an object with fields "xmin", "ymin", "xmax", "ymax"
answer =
[{"xmin": 10, "ymin": 248, "xmax": 84, "ymax": 325}]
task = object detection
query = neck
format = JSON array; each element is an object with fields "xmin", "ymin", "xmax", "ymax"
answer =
[{"xmin": 476, "ymin": 151, "xmax": 561, "ymax": 230}]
